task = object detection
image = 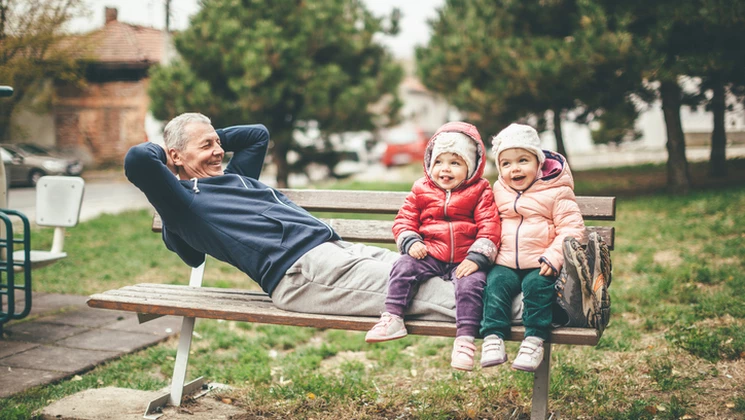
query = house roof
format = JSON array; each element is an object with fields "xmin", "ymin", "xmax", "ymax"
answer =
[{"xmin": 85, "ymin": 20, "xmax": 164, "ymax": 66}]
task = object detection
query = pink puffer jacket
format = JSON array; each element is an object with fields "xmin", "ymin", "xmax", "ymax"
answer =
[{"xmin": 494, "ymin": 151, "xmax": 585, "ymax": 272}]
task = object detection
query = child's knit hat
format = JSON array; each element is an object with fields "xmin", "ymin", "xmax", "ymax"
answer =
[
  {"xmin": 429, "ymin": 132, "xmax": 478, "ymax": 179},
  {"xmin": 492, "ymin": 123, "xmax": 546, "ymax": 167}
]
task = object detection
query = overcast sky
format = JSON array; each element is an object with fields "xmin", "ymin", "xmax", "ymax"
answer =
[{"xmin": 69, "ymin": 0, "xmax": 444, "ymax": 59}]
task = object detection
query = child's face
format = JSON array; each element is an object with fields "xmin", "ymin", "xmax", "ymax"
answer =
[
  {"xmin": 431, "ymin": 152, "xmax": 468, "ymax": 190},
  {"xmin": 498, "ymin": 148, "xmax": 540, "ymax": 191}
]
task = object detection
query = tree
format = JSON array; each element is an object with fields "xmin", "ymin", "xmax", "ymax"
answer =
[
  {"xmin": 672, "ymin": 1, "xmax": 745, "ymax": 177},
  {"xmin": 0, "ymin": 0, "xmax": 85, "ymax": 140},
  {"xmin": 600, "ymin": 0, "xmax": 698, "ymax": 194},
  {"xmin": 417, "ymin": 0, "xmax": 636, "ymax": 160},
  {"xmin": 148, "ymin": 0, "xmax": 403, "ymax": 188}
]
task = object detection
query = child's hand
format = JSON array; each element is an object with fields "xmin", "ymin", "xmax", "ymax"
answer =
[
  {"xmin": 408, "ymin": 242, "xmax": 428, "ymax": 259},
  {"xmin": 455, "ymin": 260, "xmax": 478, "ymax": 278},
  {"xmin": 539, "ymin": 261, "xmax": 555, "ymax": 277}
]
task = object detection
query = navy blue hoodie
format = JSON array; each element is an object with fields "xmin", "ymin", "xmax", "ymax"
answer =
[{"xmin": 124, "ymin": 124, "xmax": 340, "ymax": 295}]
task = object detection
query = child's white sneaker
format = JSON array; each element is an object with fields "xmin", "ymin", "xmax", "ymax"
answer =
[
  {"xmin": 480, "ymin": 334, "xmax": 507, "ymax": 368},
  {"xmin": 451, "ymin": 336, "xmax": 476, "ymax": 371},
  {"xmin": 365, "ymin": 312, "xmax": 407, "ymax": 343},
  {"xmin": 511, "ymin": 336, "xmax": 545, "ymax": 372}
]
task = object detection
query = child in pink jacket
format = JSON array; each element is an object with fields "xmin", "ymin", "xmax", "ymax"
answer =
[{"xmin": 480, "ymin": 123, "xmax": 585, "ymax": 372}]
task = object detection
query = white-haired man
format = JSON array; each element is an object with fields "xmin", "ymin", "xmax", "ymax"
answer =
[{"xmin": 125, "ymin": 113, "xmax": 456, "ymax": 320}]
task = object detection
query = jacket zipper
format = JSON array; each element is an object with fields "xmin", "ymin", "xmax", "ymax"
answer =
[
  {"xmin": 445, "ymin": 190, "xmax": 454, "ymax": 263},
  {"xmin": 514, "ymin": 191, "xmax": 524, "ymax": 269},
  {"xmin": 235, "ymin": 174, "xmax": 335, "ymax": 240}
]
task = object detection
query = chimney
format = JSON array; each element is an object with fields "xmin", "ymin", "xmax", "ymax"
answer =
[{"xmin": 105, "ymin": 7, "xmax": 118, "ymax": 24}]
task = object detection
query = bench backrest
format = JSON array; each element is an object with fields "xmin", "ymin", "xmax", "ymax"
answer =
[{"xmin": 152, "ymin": 189, "xmax": 615, "ymax": 249}]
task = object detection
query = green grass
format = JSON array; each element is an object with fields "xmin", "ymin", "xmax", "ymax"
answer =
[{"xmin": 3, "ymin": 161, "xmax": 745, "ymax": 419}]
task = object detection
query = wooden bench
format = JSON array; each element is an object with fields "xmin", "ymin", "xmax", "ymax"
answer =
[{"xmin": 87, "ymin": 189, "xmax": 615, "ymax": 419}]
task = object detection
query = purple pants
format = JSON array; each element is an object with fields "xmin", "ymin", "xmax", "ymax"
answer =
[{"xmin": 386, "ymin": 254, "xmax": 486, "ymax": 337}]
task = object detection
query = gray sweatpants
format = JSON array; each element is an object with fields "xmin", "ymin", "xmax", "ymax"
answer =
[{"xmin": 271, "ymin": 241, "xmax": 456, "ymax": 321}]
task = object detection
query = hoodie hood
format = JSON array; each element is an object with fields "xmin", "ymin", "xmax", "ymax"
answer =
[{"xmin": 423, "ymin": 121, "xmax": 486, "ymax": 189}]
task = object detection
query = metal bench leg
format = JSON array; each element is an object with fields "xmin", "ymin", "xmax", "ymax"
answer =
[
  {"xmin": 531, "ymin": 342, "xmax": 551, "ymax": 420},
  {"xmin": 144, "ymin": 263, "xmax": 206, "ymax": 419}
]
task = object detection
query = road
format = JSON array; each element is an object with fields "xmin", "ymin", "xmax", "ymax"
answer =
[
  {"xmin": 7, "ymin": 144, "xmax": 745, "ymax": 223},
  {"xmin": 7, "ymin": 174, "xmax": 151, "ymax": 224}
]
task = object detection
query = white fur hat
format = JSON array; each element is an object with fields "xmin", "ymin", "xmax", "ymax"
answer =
[
  {"xmin": 429, "ymin": 132, "xmax": 478, "ymax": 179},
  {"xmin": 492, "ymin": 123, "xmax": 546, "ymax": 167}
]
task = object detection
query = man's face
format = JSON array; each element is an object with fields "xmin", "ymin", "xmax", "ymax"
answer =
[{"xmin": 172, "ymin": 122, "xmax": 225, "ymax": 179}]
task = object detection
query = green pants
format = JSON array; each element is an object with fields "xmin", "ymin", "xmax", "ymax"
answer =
[{"xmin": 481, "ymin": 265, "xmax": 555, "ymax": 340}]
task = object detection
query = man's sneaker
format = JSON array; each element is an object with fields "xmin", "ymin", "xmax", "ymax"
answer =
[
  {"xmin": 586, "ymin": 232, "xmax": 612, "ymax": 331},
  {"xmin": 511, "ymin": 337, "xmax": 545, "ymax": 372},
  {"xmin": 555, "ymin": 236, "xmax": 592, "ymax": 327},
  {"xmin": 451, "ymin": 337, "xmax": 476, "ymax": 371},
  {"xmin": 480, "ymin": 335, "xmax": 507, "ymax": 368},
  {"xmin": 586, "ymin": 232, "xmax": 612, "ymax": 288},
  {"xmin": 365, "ymin": 312, "xmax": 407, "ymax": 343},
  {"xmin": 564, "ymin": 236, "xmax": 597, "ymax": 326}
]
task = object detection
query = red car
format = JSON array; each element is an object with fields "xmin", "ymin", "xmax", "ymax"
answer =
[{"xmin": 380, "ymin": 125, "xmax": 429, "ymax": 167}]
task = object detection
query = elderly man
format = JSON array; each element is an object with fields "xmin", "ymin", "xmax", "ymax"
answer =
[{"xmin": 124, "ymin": 112, "xmax": 456, "ymax": 320}]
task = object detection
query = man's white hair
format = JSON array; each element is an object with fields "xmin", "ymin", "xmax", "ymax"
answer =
[{"xmin": 163, "ymin": 113, "xmax": 212, "ymax": 151}]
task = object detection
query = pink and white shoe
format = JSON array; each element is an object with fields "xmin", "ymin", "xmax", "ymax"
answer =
[
  {"xmin": 451, "ymin": 337, "xmax": 476, "ymax": 371},
  {"xmin": 511, "ymin": 337, "xmax": 545, "ymax": 372},
  {"xmin": 365, "ymin": 312, "xmax": 407, "ymax": 343}
]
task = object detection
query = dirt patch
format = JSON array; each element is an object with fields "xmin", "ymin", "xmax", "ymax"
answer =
[
  {"xmin": 654, "ymin": 250, "xmax": 683, "ymax": 267},
  {"xmin": 318, "ymin": 350, "xmax": 374, "ymax": 374}
]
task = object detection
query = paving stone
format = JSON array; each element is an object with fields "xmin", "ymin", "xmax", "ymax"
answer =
[
  {"xmin": 40, "ymin": 386, "xmax": 246, "ymax": 420},
  {"xmin": 0, "ymin": 366, "xmax": 69, "ymax": 399},
  {"xmin": 0, "ymin": 340, "xmax": 39, "ymax": 359},
  {"xmin": 55, "ymin": 329, "xmax": 169, "ymax": 353},
  {"xmin": 39, "ymin": 387, "xmax": 161, "ymax": 420},
  {"xmin": 0, "ymin": 344, "xmax": 119, "ymax": 372},
  {"xmin": 4, "ymin": 322, "xmax": 89, "ymax": 344},
  {"xmin": 26, "ymin": 293, "xmax": 88, "ymax": 316},
  {"xmin": 105, "ymin": 313, "xmax": 183, "ymax": 336},
  {"xmin": 37, "ymin": 307, "xmax": 127, "ymax": 328}
]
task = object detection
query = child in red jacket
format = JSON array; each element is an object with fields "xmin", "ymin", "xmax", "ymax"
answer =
[{"xmin": 365, "ymin": 121, "xmax": 501, "ymax": 371}]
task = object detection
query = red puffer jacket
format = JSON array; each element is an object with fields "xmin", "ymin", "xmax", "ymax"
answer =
[{"xmin": 393, "ymin": 122, "xmax": 500, "ymax": 264}]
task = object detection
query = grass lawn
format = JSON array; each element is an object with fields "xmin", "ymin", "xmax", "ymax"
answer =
[{"xmin": 1, "ymin": 159, "xmax": 745, "ymax": 419}]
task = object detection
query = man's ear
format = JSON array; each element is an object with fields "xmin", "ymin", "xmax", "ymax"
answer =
[
  {"xmin": 168, "ymin": 148, "xmax": 182, "ymax": 166},
  {"xmin": 166, "ymin": 148, "xmax": 181, "ymax": 176}
]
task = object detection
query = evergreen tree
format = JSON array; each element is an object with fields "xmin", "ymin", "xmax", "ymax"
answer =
[
  {"xmin": 148, "ymin": 0, "xmax": 403, "ymax": 187},
  {"xmin": 417, "ymin": 0, "xmax": 636, "ymax": 160}
]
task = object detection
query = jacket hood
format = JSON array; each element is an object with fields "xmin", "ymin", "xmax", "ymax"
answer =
[
  {"xmin": 498, "ymin": 150, "xmax": 574, "ymax": 192},
  {"xmin": 423, "ymin": 121, "xmax": 486, "ymax": 189}
]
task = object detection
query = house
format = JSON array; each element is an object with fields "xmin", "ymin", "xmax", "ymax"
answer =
[{"xmin": 11, "ymin": 7, "xmax": 172, "ymax": 166}]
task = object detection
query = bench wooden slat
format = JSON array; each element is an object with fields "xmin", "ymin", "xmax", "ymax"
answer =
[
  {"xmin": 280, "ymin": 189, "xmax": 616, "ymax": 220},
  {"xmin": 152, "ymin": 215, "xmax": 614, "ymax": 249},
  {"xmin": 87, "ymin": 284, "xmax": 600, "ymax": 346},
  {"xmin": 325, "ymin": 219, "xmax": 615, "ymax": 249}
]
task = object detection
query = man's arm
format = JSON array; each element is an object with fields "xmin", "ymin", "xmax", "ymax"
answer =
[
  {"xmin": 219, "ymin": 124, "xmax": 270, "ymax": 180},
  {"xmin": 163, "ymin": 227, "xmax": 205, "ymax": 268},
  {"xmin": 124, "ymin": 142, "xmax": 194, "ymax": 219},
  {"xmin": 125, "ymin": 142, "xmax": 204, "ymax": 266}
]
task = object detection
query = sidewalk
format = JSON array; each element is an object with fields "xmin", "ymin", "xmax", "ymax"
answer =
[{"xmin": 0, "ymin": 290, "xmax": 182, "ymax": 399}]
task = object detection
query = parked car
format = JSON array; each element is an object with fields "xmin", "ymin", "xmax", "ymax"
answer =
[
  {"xmin": 0, "ymin": 143, "xmax": 84, "ymax": 187},
  {"xmin": 379, "ymin": 124, "xmax": 429, "ymax": 167}
]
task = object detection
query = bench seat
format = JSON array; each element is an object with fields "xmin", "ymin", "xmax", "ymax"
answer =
[{"xmin": 88, "ymin": 283, "xmax": 600, "ymax": 345}]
